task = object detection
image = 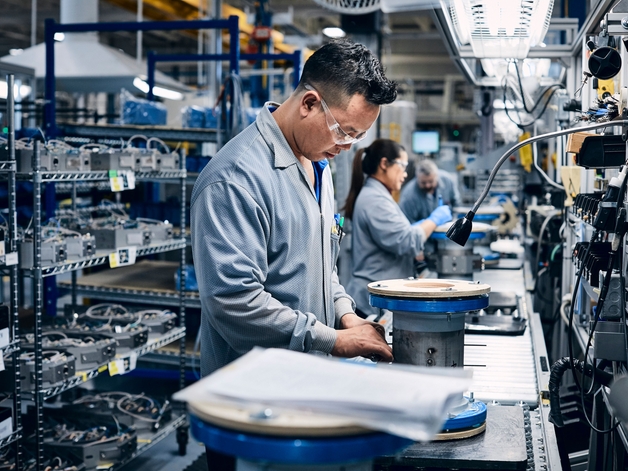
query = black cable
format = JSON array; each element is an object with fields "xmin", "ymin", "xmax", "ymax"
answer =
[
  {"xmin": 513, "ymin": 61, "xmax": 565, "ymax": 114},
  {"xmin": 502, "ymin": 82, "xmax": 563, "ymax": 129},
  {"xmin": 579, "ymin": 249, "xmax": 619, "ymax": 434},
  {"xmin": 568, "ymin": 230, "xmax": 599, "ymax": 392},
  {"xmin": 549, "ymin": 356, "xmax": 614, "ymax": 427}
]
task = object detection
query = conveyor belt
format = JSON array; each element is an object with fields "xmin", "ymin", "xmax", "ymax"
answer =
[{"xmin": 465, "ymin": 327, "xmax": 539, "ymax": 406}]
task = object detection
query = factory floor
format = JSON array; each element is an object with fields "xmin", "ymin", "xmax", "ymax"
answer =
[{"xmin": 117, "ymin": 427, "xmax": 206, "ymax": 471}]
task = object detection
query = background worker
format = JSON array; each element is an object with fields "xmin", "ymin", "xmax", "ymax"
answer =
[
  {"xmin": 399, "ymin": 159, "xmax": 460, "ymax": 223},
  {"xmin": 343, "ymin": 139, "xmax": 452, "ymax": 317}
]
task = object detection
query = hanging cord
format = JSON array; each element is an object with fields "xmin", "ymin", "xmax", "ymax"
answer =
[{"xmin": 548, "ymin": 356, "xmax": 613, "ymax": 427}]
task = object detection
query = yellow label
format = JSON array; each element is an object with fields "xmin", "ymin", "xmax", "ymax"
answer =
[
  {"xmin": 109, "ymin": 253, "xmax": 119, "ymax": 268},
  {"xmin": 98, "ymin": 365, "xmax": 108, "ymax": 373},
  {"xmin": 518, "ymin": 132, "xmax": 532, "ymax": 172},
  {"xmin": 108, "ymin": 361, "xmax": 120, "ymax": 376}
]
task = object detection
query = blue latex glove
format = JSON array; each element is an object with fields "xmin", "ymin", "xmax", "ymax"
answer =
[{"xmin": 427, "ymin": 205, "xmax": 452, "ymax": 226}]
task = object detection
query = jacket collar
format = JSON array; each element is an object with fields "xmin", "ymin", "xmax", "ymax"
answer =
[{"xmin": 255, "ymin": 102, "xmax": 299, "ymax": 169}]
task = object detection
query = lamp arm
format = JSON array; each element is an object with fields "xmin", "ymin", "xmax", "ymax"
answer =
[{"xmin": 472, "ymin": 120, "xmax": 628, "ymax": 213}]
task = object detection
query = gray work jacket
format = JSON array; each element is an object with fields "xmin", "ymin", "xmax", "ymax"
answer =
[
  {"xmin": 191, "ymin": 103, "xmax": 354, "ymax": 376},
  {"xmin": 347, "ymin": 178, "xmax": 426, "ymax": 315}
]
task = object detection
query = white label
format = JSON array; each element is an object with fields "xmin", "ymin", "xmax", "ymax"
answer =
[
  {"xmin": 0, "ymin": 241, "xmax": 5, "ymax": 256},
  {"xmin": 0, "ymin": 327, "xmax": 8, "ymax": 349},
  {"xmin": 109, "ymin": 246, "xmax": 137, "ymax": 268},
  {"xmin": 109, "ymin": 171, "xmax": 135, "ymax": 192},
  {"xmin": 122, "ymin": 171, "xmax": 136, "ymax": 190},
  {"xmin": 0, "ymin": 417, "xmax": 12, "ymax": 440},
  {"xmin": 4, "ymin": 252, "xmax": 17, "ymax": 266},
  {"xmin": 0, "ymin": 353, "xmax": 4, "ymax": 373},
  {"xmin": 128, "ymin": 353, "xmax": 137, "ymax": 371}
]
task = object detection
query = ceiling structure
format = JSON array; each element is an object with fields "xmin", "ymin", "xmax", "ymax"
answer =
[{"xmin": 0, "ymin": 0, "xmax": 481, "ymax": 128}]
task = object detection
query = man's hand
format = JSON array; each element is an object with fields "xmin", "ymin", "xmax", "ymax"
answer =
[
  {"xmin": 333, "ymin": 314, "xmax": 393, "ymax": 362},
  {"xmin": 340, "ymin": 313, "xmax": 385, "ymax": 338}
]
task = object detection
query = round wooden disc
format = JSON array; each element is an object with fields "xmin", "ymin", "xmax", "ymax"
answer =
[
  {"xmin": 368, "ymin": 278, "xmax": 490, "ymax": 299},
  {"xmin": 188, "ymin": 402, "xmax": 372, "ymax": 437},
  {"xmin": 432, "ymin": 421, "xmax": 487, "ymax": 441},
  {"xmin": 434, "ymin": 221, "xmax": 496, "ymax": 234}
]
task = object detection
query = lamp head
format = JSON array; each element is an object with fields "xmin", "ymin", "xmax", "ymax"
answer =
[{"xmin": 446, "ymin": 211, "xmax": 475, "ymax": 246}]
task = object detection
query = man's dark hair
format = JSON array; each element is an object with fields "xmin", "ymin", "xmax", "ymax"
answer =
[{"xmin": 297, "ymin": 39, "xmax": 397, "ymax": 108}]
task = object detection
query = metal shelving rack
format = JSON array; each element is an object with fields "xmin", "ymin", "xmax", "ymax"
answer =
[
  {"xmin": 20, "ymin": 140, "xmax": 190, "ymax": 470},
  {"xmin": 0, "ymin": 73, "xmax": 23, "ymax": 471}
]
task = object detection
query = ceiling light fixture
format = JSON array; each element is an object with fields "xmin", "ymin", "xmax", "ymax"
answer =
[
  {"xmin": 322, "ymin": 27, "xmax": 346, "ymax": 38},
  {"xmin": 133, "ymin": 77, "xmax": 184, "ymax": 100},
  {"xmin": 443, "ymin": 0, "xmax": 555, "ymax": 59}
]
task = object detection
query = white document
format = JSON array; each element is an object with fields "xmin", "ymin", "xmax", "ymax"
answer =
[{"xmin": 174, "ymin": 348, "xmax": 472, "ymax": 441}]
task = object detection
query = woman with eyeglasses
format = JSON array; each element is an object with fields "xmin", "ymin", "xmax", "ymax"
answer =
[{"xmin": 344, "ymin": 138, "xmax": 452, "ymax": 317}]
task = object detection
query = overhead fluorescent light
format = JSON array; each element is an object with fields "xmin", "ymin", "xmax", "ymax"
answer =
[
  {"xmin": 323, "ymin": 27, "xmax": 346, "ymax": 39},
  {"xmin": 0, "ymin": 81, "xmax": 32, "ymax": 99},
  {"xmin": 443, "ymin": 0, "xmax": 555, "ymax": 59},
  {"xmin": 54, "ymin": 32, "xmax": 65, "ymax": 42},
  {"xmin": 133, "ymin": 77, "xmax": 184, "ymax": 100}
]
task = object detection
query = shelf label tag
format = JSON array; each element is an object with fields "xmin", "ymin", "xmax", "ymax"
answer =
[
  {"xmin": 129, "ymin": 353, "xmax": 137, "ymax": 372},
  {"xmin": 0, "ymin": 327, "xmax": 9, "ymax": 349},
  {"xmin": 98, "ymin": 365, "xmax": 108, "ymax": 373},
  {"xmin": 0, "ymin": 416, "xmax": 12, "ymax": 439},
  {"xmin": 108, "ymin": 359, "xmax": 125, "ymax": 376},
  {"xmin": 110, "ymin": 171, "xmax": 136, "ymax": 192},
  {"xmin": 109, "ymin": 246, "xmax": 137, "ymax": 268},
  {"xmin": 4, "ymin": 252, "xmax": 17, "ymax": 266}
]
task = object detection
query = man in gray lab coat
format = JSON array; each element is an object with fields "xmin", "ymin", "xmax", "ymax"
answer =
[
  {"xmin": 191, "ymin": 40, "xmax": 396, "ymax": 376},
  {"xmin": 399, "ymin": 159, "xmax": 460, "ymax": 223}
]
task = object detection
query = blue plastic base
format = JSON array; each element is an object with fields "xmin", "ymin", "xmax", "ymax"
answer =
[
  {"xmin": 190, "ymin": 415, "xmax": 413, "ymax": 465},
  {"xmin": 431, "ymin": 231, "xmax": 487, "ymax": 240},
  {"xmin": 370, "ymin": 293, "xmax": 489, "ymax": 313},
  {"xmin": 441, "ymin": 400, "xmax": 487, "ymax": 431}
]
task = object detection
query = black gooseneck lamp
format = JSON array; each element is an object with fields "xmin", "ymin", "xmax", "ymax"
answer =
[{"xmin": 446, "ymin": 119, "xmax": 628, "ymax": 246}]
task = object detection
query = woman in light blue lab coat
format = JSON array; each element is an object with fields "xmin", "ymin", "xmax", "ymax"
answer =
[{"xmin": 344, "ymin": 139, "xmax": 452, "ymax": 317}]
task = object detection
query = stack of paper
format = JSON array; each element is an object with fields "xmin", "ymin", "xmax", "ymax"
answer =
[{"xmin": 174, "ymin": 348, "xmax": 473, "ymax": 441}]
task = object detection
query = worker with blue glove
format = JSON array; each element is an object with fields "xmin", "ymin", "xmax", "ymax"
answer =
[{"xmin": 343, "ymin": 139, "xmax": 453, "ymax": 318}]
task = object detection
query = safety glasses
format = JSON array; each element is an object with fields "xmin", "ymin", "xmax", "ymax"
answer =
[{"xmin": 304, "ymin": 84, "xmax": 368, "ymax": 146}]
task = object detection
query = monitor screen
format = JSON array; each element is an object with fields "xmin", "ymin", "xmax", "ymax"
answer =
[{"xmin": 412, "ymin": 131, "xmax": 440, "ymax": 155}]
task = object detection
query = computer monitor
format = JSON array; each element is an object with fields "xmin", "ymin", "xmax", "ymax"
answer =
[{"xmin": 412, "ymin": 130, "xmax": 440, "ymax": 155}]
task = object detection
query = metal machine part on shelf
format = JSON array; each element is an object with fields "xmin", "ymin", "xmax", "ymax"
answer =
[
  {"xmin": 22, "ymin": 332, "xmax": 116, "ymax": 370},
  {"xmin": 18, "ymin": 239, "xmax": 68, "ymax": 268},
  {"xmin": 89, "ymin": 148, "xmax": 180, "ymax": 172},
  {"xmin": 1, "ymin": 146, "xmax": 92, "ymax": 173},
  {"xmin": 42, "ymin": 421, "xmax": 137, "ymax": 471},
  {"xmin": 63, "ymin": 234, "xmax": 97, "ymax": 259},
  {"xmin": 431, "ymin": 222, "xmax": 496, "ymax": 279},
  {"xmin": 136, "ymin": 309, "xmax": 178, "ymax": 334},
  {"xmin": 54, "ymin": 391, "xmax": 172, "ymax": 433},
  {"xmin": 61, "ymin": 304, "xmax": 150, "ymax": 351},
  {"xmin": 85, "ymin": 219, "xmax": 152, "ymax": 249},
  {"xmin": 369, "ymin": 278, "xmax": 490, "ymax": 438},
  {"xmin": 2, "ymin": 349, "xmax": 76, "ymax": 391},
  {"xmin": 89, "ymin": 149, "xmax": 136, "ymax": 172},
  {"xmin": 137, "ymin": 219, "xmax": 173, "ymax": 242}
]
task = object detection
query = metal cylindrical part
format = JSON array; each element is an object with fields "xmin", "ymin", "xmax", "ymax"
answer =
[
  {"xmin": 392, "ymin": 309, "xmax": 465, "ymax": 368},
  {"xmin": 435, "ymin": 239, "xmax": 476, "ymax": 279}
]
